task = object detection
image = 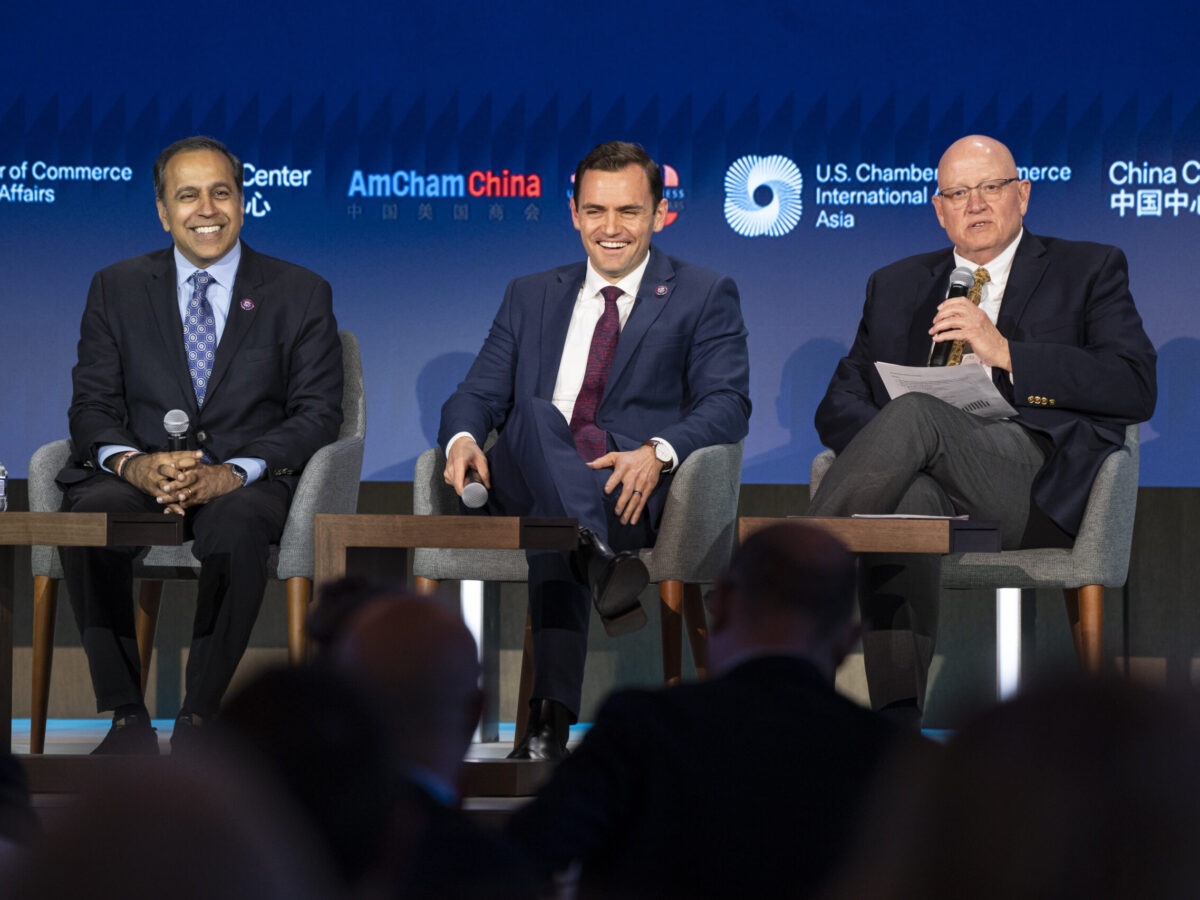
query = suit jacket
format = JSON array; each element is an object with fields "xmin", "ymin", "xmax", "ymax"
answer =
[
  {"xmin": 438, "ymin": 246, "xmax": 751, "ymax": 464},
  {"xmin": 506, "ymin": 656, "xmax": 903, "ymax": 899},
  {"xmin": 390, "ymin": 777, "xmax": 540, "ymax": 899},
  {"xmin": 815, "ymin": 232, "xmax": 1157, "ymax": 536},
  {"xmin": 58, "ymin": 243, "xmax": 343, "ymax": 489}
]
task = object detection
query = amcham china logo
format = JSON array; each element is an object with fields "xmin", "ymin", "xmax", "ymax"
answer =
[{"xmin": 724, "ymin": 155, "xmax": 803, "ymax": 236}]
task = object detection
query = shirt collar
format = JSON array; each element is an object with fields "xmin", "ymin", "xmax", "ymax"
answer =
[
  {"xmin": 583, "ymin": 249, "xmax": 652, "ymax": 302},
  {"xmin": 174, "ymin": 240, "xmax": 242, "ymax": 291},
  {"xmin": 954, "ymin": 227, "xmax": 1022, "ymax": 285}
]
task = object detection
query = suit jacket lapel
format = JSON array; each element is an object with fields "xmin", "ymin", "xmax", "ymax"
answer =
[
  {"xmin": 147, "ymin": 249, "xmax": 198, "ymax": 415},
  {"xmin": 908, "ymin": 252, "xmax": 954, "ymax": 363},
  {"xmin": 204, "ymin": 244, "xmax": 262, "ymax": 405},
  {"xmin": 997, "ymin": 231, "xmax": 1048, "ymax": 335},
  {"xmin": 537, "ymin": 263, "xmax": 585, "ymax": 399},
  {"xmin": 605, "ymin": 248, "xmax": 675, "ymax": 394}
]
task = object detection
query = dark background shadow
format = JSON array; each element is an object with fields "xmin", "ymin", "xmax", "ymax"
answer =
[
  {"xmin": 368, "ymin": 352, "xmax": 477, "ymax": 481},
  {"xmin": 741, "ymin": 338, "xmax": 848, "ymax": 484}
]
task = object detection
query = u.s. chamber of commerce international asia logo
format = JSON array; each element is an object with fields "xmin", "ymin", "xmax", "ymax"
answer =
[{"xmin": 724, "ymin": 155, "xmax": 803, "ymax": 236}]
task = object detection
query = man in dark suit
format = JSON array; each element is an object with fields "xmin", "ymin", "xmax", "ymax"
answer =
[
  {"xmin": 331, "ymin": 589, "xmax": 540, "ymax": 897},
  {"xmin": 506, "ymin": 522, "xmax": 903, "ymax": 898},
  {"xmin": 809, "ymin": 135, "xmax": 1157, "ymax": 725},
  {"xmin": 439, "ymin": 141, "xmax": 751, "ymax": 758},
  {"xmin": 58, "ymin": 135, "xmax": 343, "ymax": 753}
]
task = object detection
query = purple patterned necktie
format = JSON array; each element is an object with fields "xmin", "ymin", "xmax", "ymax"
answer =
[
  {"xmin": 569, "ymin": 285, "xmax": 622, "ymax": 461},
  {"xmin": 185, "ymin": 270, "xmax": 216, "ymax": 406}
]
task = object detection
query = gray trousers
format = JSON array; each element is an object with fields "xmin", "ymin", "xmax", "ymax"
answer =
[{"xmin": 808, "ymin": 393, "xmax": 1047, "ymax": 711}]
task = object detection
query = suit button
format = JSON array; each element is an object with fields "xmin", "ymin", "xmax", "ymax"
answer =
[
  {"xmin": 1048, "ymin": 398, "xmax": 1055, "ymax": 406},
  {"xmin": 197, "ymin": 430, "xmax": 209, "ymax": 442},
  {"xmin": 1026, "ymin": 395, "xmax": 1035, "ymax": 403}
]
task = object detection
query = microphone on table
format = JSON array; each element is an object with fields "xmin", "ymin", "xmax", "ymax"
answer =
[
  {"xmin": 462, "ymin": 470, "xmax": 489, "ymax": 509},
  {"xmin": 164, "ymin": 409, "xmax": 190, "ymax": 451},
  {"xmin": 928, "ymin": 266, "xmax": 976, "ymax": 367}
]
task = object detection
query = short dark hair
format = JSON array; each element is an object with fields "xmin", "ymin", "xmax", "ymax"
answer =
[
  {"xmin": 153, "ymin": 136, "xmax": 243, "ymax": 201},
  {"xmin": 720, "ymin": 523, "xmax": 856, "ymax": 634},
  {"xmin": 573, "ymin": 141, "xmax": 663, "ymax": 208}
]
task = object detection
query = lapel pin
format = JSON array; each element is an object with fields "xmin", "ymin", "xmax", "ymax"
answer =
[
  {"xmin": 240, "ymin": 299, "xmax": 255, "ymax": 311},
  {"xmin": 655, "ymin": 285, "xmax": 669, "ymax": 296}
]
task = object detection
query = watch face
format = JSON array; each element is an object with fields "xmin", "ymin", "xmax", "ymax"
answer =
[{"xmin": 655, "ymin": 443, "xmax": 670, "ymax": 463}]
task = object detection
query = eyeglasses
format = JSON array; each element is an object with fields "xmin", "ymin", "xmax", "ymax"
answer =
[{"xmin": 937, "ymin": 177, "xmax": 1020, "ymax": 207}]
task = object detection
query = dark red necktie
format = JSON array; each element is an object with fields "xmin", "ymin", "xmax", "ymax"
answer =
[{"xmin": 569, "ymin": 285, "xmax": 622, "ymax": 461}]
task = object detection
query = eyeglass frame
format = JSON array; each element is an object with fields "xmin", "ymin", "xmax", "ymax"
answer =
[{"xmin": 936, "ymin": 177, "xmax": 1022, "ymax": 207}]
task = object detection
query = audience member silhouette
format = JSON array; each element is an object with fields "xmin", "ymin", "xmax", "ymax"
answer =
[
  {"xmin": 0, "ymin": 753, "xmax": 37, "ymax": 856},
  {"xmin": 2, "ymin": 758, "xmax": 341, "ymax": 899},
  {"xmin": 212, "ymin": 664, "xmax": 397, "ymax": 893},
  {"xmin": 823, "ymin": 677, "xmax": 1200, "ymax": 900},
  {"xmin": 506, "ymin": 521, "xmax": 910, "ymax": 898},
  {"xmin": 333, "ymin": 589, "xmax": 540, "ymax": 898}
]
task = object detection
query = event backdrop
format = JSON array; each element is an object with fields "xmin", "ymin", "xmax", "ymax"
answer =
[{"xmin": 1, "ymin": 1, "xmax": 1196, "ymax": 485}]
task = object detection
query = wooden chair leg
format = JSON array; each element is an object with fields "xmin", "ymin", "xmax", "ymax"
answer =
[
  {"xmin": 286, "ymin": 577, "xmax": 312, "ymax": 664},
  {"xmin": 660, "ymin": 580, "xmax": 684, "ymax": 686},
  {"xmin": 30, "ymin": 576, "xmax": 58, "ymax": 755},
  {"xmin": 414, "ymin": 576, "xmax": 439, "ymax": 595},
  {"xmin": 682, "ymin": 583, "xmax": 709, "ymax": 680},
  {"xmin": 135, "ymin": 581, "xmax": 163, "ymax": 696},
  {"xmin": 1065, "ymin": 585, "xmax": 1103, "ymax": 674},
  {"xmin": 514, "ymin": 608, "xmax": 535, "ymax": 743}
]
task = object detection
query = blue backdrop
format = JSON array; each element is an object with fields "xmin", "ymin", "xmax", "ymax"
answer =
[{"xmin": 2, "ymin": 0, "xmax": 1196, "ymax": 485}]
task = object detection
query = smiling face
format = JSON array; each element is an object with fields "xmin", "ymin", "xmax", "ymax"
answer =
[
  {"xmin": 156, "ymin": 149, "xmax": 244, "ymax": 269},
  {"xmin": 932, "ymin": 136, "xmax": 1031, "ymax": 265},
  {"xmin": 570, "ymin": 163, "xmax": 668, "ymax": 283}
]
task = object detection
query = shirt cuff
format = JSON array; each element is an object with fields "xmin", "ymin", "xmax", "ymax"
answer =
[
  {"xmin": 445, "ymin": 432, "xmax": 478, "ymax": 456},
  {"xmin": 99, "ymin": 444, "xmax": 139, "ymax": 473},
  {"xmin": 226, "ymin": 457, "xmax": 266, "ymax": 484}
]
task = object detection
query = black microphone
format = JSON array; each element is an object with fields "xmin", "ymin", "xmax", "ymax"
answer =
[
  {"xmin": 462, "ymin": 470, "xmax": 488, "ymax": 509},
  {"xmin": 928, "ymin": 266, "xmax": 976, "ymax": 367},
  {"xmin": 164, "ymin": 409, "xmax": 190, "ymax": 451}
]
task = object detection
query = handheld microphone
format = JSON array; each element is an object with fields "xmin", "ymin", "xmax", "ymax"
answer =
[
  {"xmin": 928, "ymin": 266, "xmax": 976, "ymax": 367},
  {"xmin": 164, "ymin": 409, "xmax": 190, "ymax": 451},
  {"xmin": 462, "ymin": 470, "xmax": 488, "ymax": 509}
]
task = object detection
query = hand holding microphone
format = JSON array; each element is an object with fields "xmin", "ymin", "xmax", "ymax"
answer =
[{"xmin": 928, "ymin": 266, "xmax": 975, "ymax": 367}]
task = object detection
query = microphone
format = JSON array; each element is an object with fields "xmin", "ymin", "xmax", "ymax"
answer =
[
  {"xmin": 164, "ymin": 409, "xmax": 190, "ymax": 451},
  {"xmin": 929, "ymin": 266, "xmax": 976, "ymax": 367},
  {"xmin": 462, "ymin": 470, "xmax": 488, "ymax": 509}
]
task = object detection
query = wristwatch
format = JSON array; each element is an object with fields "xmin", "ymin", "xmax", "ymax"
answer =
[
  {"xmin": 228, "ymin": 463, "xmax": 248, "ymax": 487},
  {"xmin": 642, "ymin": 440, "xmax": 674, "ymax": 473}
]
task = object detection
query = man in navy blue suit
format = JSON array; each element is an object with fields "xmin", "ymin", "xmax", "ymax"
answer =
[
  {"xmin": 809, "ymin": 135, "xmax": 1156, "ymax": 726},
  {"xmin": 439, "ymin": 141, "xmax": 751, "ymax": 758},
  {"xmin": 59, "ymin": 136, "xmax": 343, "ymax": 754}
]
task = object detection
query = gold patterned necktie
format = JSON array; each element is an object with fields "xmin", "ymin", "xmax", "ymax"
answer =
[{"xmin": 946, "ymin": 266, "xmax": 991, "ymax": 366}]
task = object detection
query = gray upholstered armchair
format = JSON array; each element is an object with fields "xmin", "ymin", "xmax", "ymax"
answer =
[
  {"xmin": 810, "ymin": 423, "xmax": 1141, "ymax": 682},
  {"xmin": 412, "ymin": 439, "xmax": 744, "ymax": 731},
  {"xmin": 27, "ymin": 330, "xmax": 365, "ymax": 753}
]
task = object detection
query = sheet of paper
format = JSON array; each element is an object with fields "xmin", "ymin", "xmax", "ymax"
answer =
[{"xmin": 874, "ymin": 361, "xmax": 1018, "ymax": 419}]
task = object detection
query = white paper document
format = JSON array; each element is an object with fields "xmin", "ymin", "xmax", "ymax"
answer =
[{"xmin": 874, "ymin": 361, "xmax": 1018, "ymax": 419}]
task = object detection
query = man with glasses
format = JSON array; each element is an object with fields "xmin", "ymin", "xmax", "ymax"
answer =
[{"xmin": 808, "ymin": 135, "xmax": 1156, "ymax": 728}]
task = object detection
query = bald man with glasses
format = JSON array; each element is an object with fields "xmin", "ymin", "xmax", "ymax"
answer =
[{"xmin": 808, "ymin": 135, "xmax": 1156, "ymax": 728}]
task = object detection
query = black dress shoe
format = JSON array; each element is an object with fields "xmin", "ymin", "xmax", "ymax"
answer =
[
  {"xmin": 92, "ymin": 710, "xmax": 159, "ymax": 756},
  {"xmin": 507, "ymin": 699, "xmax": 571, "ymax": 761},
  {"xmin": 170, "ymin": 712, "xmax": 205, "ymax": 755},
  {"xmin": 577, "ymin": 528, "xmax": 649, "ymax": 637}
]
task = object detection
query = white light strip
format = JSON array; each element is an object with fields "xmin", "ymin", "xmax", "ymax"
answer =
[
  {"xmin": 461, "ymin": 580, "xmax": 485, "ymax": 743},
  {"xmin": 996, "ymin": 587, "xmax": 1022, "ymax": 701}
]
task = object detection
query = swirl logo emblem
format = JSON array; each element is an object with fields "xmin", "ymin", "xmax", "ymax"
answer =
[{"xmin": 724, "ymin": 155, "xmax": 803, "ymax": 237}]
